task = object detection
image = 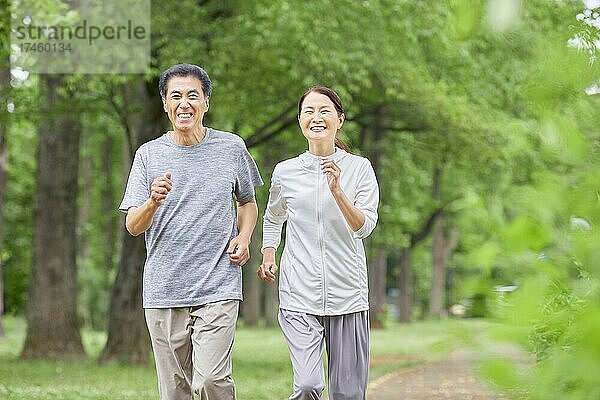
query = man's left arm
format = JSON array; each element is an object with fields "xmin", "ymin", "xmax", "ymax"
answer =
[{"xmin": 227, "ymin": 198, "xmax": 258, "ymax": 266}]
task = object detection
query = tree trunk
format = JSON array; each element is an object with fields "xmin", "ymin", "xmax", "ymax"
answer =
[
  {"xmin": 21, "ymin": 75, "xmax": 85, "ymax": 360},
  {"xmin": 100, "ymin": 230, "xmax": 150, "ymax": 364},
  {"xmin": 395, "ymin": 207, "xmax": 443, "ymax": 324},
  {"xmin": 100, "ymin": 79, "xmax": 163, "ymax": 364},
  {"xmin": 241, "ymin": 220, "xmax": 261, "ymax": 327},
  {"xmin": 444, "ymin": 228, "xmax": 459, "ymax": 309},
  {"xmin": 369, "ymin": 245, "xmax": 387, "ymax": 328},
  {"xmin": 397, "ymin": 248, "xmax": 413, "ymax": 323},
  {"xmin": 429, "ymin": 164, "xmax": 444, "ymax": 318},
  {"xmin": 430, "ymin": 211, "xmax": 446, "ymax": 318}
]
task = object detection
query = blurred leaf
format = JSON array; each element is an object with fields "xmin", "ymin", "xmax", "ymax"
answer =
[{"xmin": 503, "ymin": 216, "xmax": 551, "ymax": 252}]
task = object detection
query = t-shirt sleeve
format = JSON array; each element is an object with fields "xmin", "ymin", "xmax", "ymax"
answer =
[
  {"xmin": 234, "ymin": 143, "xmax": 264, "ymax": 203},
  {"xmin": 118, "ymin": 148, "xmax": 150, "ymax": 213}
]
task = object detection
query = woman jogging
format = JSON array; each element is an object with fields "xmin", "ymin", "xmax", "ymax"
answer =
[{"xmin": 258, "ymin": 86, "xmax": 379, "ymax": 400}]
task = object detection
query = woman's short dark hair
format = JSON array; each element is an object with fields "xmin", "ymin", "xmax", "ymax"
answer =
[
  {"xmin": 159, "ymin": 64, "xmax": 212, "ymax": 98},
  {"xmin": 298, "ymin": 86, "xmax": 351, "ymax": 152}
]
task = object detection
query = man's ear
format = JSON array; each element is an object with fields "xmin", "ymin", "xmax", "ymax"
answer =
[
  {"xmin": 162, "ymin": 98, "xmax": 168, "ymax": 113},
  {"xmin": 205, "ymin": 97, "xmax": 210, "ymax": 110}
]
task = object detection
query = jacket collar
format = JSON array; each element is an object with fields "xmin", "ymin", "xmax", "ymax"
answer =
[{"xmin": 299, "ymin": 148, "xmax": 347, "ymax": 171}]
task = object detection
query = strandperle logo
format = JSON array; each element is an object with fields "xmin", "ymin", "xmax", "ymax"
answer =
[
  {"xmin": 10, "ymin": 0, "xmax": 150, "ymax": 74},
  {"xmin": 13, "ymin": 19, "xmax": 147, "ymax": 46}
]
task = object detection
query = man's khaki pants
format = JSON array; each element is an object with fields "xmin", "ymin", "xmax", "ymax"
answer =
[{"xmin": 145, "ymin": 300, "xmax": 239, "ymax": 400}]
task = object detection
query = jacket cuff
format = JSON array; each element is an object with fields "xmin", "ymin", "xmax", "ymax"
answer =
[
  {"xmin": 352, "ymin": 219, "xmax": 370, "ymax": 239},
  {"xmin": 260, "ymin": 244, "xmax": 279, "ymax": 254}
]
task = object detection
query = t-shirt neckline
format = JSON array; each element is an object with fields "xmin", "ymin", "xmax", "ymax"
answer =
[{"xmin": 166, "ymin": 128, "xmax": 211, "ymax": 149}]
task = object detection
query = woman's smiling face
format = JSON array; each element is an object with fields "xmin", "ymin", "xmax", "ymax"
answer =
[{"xmin": 298, "ymin": 91, "xmax": 344, "ymax": 145}]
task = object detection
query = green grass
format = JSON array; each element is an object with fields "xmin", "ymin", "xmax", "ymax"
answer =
[{"xmin": 0, "ymin": 316, "xmax": 473, "ymax": 399}]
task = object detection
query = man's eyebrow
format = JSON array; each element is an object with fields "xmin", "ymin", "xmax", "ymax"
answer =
[{"xmin": 169, "ymin": 89, "xmax": 200, "ymax": 95}]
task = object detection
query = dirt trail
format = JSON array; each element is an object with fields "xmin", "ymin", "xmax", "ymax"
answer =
[{"xmin": 367, "ymin": 337, "xmax": 529, "ymax": 399}]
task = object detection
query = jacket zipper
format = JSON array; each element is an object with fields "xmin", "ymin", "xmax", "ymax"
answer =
[{"xmin": 317, "ymin": 163, "xmax": 327, "ymax": 314}]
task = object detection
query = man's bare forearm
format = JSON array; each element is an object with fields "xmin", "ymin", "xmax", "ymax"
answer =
[
  {"xmin": 125, "ymin": 198, "xmax": 160, "ymax": 236},
  {"xmin": 236, "ymin": 199, "xmax": 258, "ymax": 242}
]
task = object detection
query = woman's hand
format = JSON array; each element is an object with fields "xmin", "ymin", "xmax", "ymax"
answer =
[
  {"xmin": 257, "ymin": 261, "xmax": 278, "ymax": 282},
  {"xmin": 258, "ymin": 247, "xmax": 278, "ymax": 282},
  {"xmin": 321, "ymin": 159, "xmax": 341, "ymax": 194}
]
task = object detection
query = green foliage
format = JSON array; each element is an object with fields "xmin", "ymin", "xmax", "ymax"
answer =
[
  {"xmin": 477, "ymin": 1, "xmax": 600, "ymax": 398},
  {"xmin": 3, "ymin": 119, "xmax": 36, "ymax": 314},
  {"xmin": 529, "ymin": 285, "xmax": 586, "ymax": 362}
]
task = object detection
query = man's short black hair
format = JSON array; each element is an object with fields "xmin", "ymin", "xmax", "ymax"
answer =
[{"xmin": 158, "ymin": 64, "xmax": 213, "ymax": 98}]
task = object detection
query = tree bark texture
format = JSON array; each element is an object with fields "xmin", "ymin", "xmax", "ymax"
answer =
[
  {"xmin": 430, "ymin": 212, "xmax": 446, "ymax": 318},
  {"xmin": 21, "ymin": 75, "xmax": 85, "ymax": 360},
  {"xmin": 241, "ymin": 217, "xmax": 262, "ymax": 327},
  {"xmin": 100, "ymin": 228, "xmax": 150, "ymax": 364},
  {"xmin": 429, "ymin": 164, "xmax": 444, "ymax": 318},
  {"xmin": 369, "ymin": 245, "xmax": 387, "ymax": 328},
  {"xmin": 397, "ymin": 248, "xmax": 414, "ymax": 323}
]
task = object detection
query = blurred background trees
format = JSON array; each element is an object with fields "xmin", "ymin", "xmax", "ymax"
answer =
[{"xmin": 1, "ymin": 0, "xmax": 600, "ymax": 397}]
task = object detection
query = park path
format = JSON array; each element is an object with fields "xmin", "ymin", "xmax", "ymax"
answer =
[{"xmin": 367, "ymin": 338, "xmax": 529, "ymax": 399}]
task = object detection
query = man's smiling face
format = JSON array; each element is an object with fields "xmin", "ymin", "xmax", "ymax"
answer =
[{"xmin": 162, "ymin": 75, "xmax": 209, "ymax": 134}]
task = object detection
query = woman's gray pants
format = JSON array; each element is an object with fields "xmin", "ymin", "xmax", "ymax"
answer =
[{"xmin": 278, "ymin": 309, "xmax": 370, "ymax": 400}]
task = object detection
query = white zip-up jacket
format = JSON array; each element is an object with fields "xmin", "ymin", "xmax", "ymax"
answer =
[{"xmin": 262, "ymin": 149, "xmax": 379, "ymax": 316}]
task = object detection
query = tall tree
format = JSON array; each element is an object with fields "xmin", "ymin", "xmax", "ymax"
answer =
[
  {"xmin": 21, "ymin": 75, "xmax": 85, "ymax": 359},
  {"xmin": 396, "ymin": 209, "xmax": 441, "ymax": 323},
  {"xmin": 429, "ymin": 162, "xmax": 460, "ymax": 319}
]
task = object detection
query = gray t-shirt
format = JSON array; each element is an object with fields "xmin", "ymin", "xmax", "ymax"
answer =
[{"xmin": 119, "ymin": 128, "xmax": 263, "ymax": 308}]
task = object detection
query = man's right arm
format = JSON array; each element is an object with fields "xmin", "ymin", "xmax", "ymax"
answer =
[
  {"xmin": 125, "ymin": 171, "xmax": 172, "ymax": 236},
  {"xmin": 125, "ymin": 199, "xmax": 161, "ymax": 236}
]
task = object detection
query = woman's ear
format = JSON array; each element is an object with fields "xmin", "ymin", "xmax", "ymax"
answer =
[{"xmin": 338, "ymin": 113, "xmax": 345, "ymax": 129}]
